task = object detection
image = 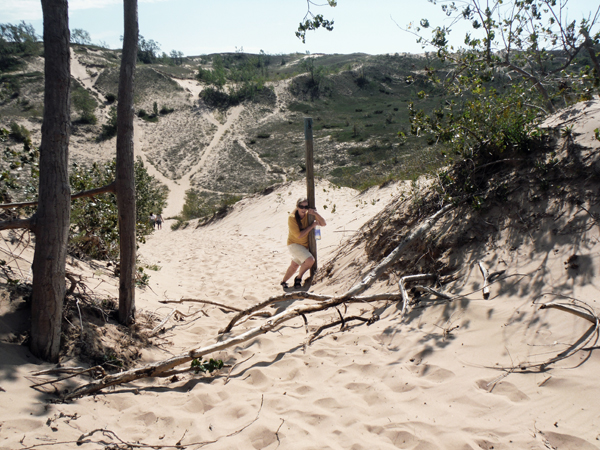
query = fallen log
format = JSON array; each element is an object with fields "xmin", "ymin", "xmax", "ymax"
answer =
[{"xmin": 60, "ymin": 203, "xmax": 455, "ymax": 399}]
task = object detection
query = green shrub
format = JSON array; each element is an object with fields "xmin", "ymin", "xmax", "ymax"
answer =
[
  {"xmin": 159, "ymin": 105, "xmax": 174, "ymax": 115},
  {"xmin": 98, "ymin": 106, "xmax": 117, "ymax": 141},
  {"xmin": 180, "ymin": 189, "xmax": 242, "ymax": 224},
  {"xmin": 69, "ymin": 158, "xmax": 168, "ymax": 260},
  {"xmin": 8, "ymin": 122, "xmax": 30, "ymax": 143},
  {"xmin": 72, "ymin": 85, "xmax": 98, "ymax": 124}
]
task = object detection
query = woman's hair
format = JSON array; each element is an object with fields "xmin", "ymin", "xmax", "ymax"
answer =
[
  {"xmin": 295, "ymin": 197, "xmax": 308, "ymax": 208},
  {"xmin": 294, "ymin": 197, "xmax": 309, "ymax": 231}
]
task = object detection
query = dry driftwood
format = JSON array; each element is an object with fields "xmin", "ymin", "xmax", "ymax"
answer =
[
  {"xmin": 491, "ymin": 299, "xmax": 600, "ymax": 372},
  {"xmin": 305, "ymin": 313, "xmax": 379, "ymax": 349},
  {"xmin": 344, "ymin": 203, "xmax": 454, "ymax": 299},
  {"xmin": 159, "ymin": 297, "xmax": 242, "ymax": 312},
  {"xmin": 222, "ymin": 292, "xmax": 405, "ymax": 334},
  {"xmin": 413, "ymin": 285, "xmax": 452, "ymax": 300},
  {"xmin": 63, "ymin": 292, "xmax": 404, "ymax": 399},
  {"xmin": 59, "ymin": 203, "xmax": 455, "ymax": 400},
  {"xmin": 149, "ymin": 308, "xmax": 177, "ymax": 337},
  {"xmin": 398, "ymin": 274, "xmax": 436, "ymax": 317},
  {"xmin": 478, "ymin": 261, "xmax": 490, "ymax": 299}
]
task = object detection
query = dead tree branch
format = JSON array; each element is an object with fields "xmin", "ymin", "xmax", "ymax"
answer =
[
  {"xmin": 490, "ymin": 298, "xmax": 599, "ymax": 372},
  {"xmin": 305, "ymin": 313, "xmax": 379, "ymax": 348},
  {"xmin": 0, "ymin": 182, "xmax": 116, "ymax": 211},
  {"xmin": 478, "ymin": 261, "xmax": 490, "ymax": 299},
  {"xmin": 342, "ymin": 203, "xmax": 454, "ymax": 299},
  {"xmin": 62, "ymin": 293, "xmax": 403, "ymax": 399},
  {"xmin": 221, "ymin": 292, "xmax": 402, "ymax": 334},
  {"xmin": 59, "ymin": 204, "xmax": 454, "ymax": 399},
  {"xmin": 398, "ymin": 274, "xmax": 436, "ymax": 317},
  {"xmin": 0, "ymin": 217, "xmax": 33, "ymax": 231},
  {"xmin": 159, "ymin": 297, "xmax": 243, "ymax": 312},
  {"xmin": 149, "ymin": 308, "xmax": 176, "ymax": 337}
]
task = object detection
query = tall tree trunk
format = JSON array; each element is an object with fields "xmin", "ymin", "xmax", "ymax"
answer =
[
  {"xmin": 581, "ymin": 28, "xmax": 600, "ymax": 85},
  {"xmin": 30, "ymin": 0, "xmax": 71, "ymax": 362},
  {"xmin": 117, "ymin": 0, "xmax": 138, "ymax": 324}
]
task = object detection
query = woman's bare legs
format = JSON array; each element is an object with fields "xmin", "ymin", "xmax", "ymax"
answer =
[
  {"xmin": 282, "ymin": 261, "xmax": 300, "ymax": 284},
  {"xmin": 296, "ymin": 256, "xmax": 315, "ymax": 282}
]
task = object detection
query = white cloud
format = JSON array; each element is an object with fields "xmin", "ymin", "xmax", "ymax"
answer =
[
  {"xmin": 1, "ymin": 0, "xmax": 43, "ymax": 21},
  {"xmin": 0, "ymin": 0, "xmax": 170, "ymax": 22}
]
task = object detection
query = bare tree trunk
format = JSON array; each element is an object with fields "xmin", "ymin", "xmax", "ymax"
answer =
[
  {"xmin": 30, "ymin": 0, "xmax": 71, "ymax": 362},
  {"xmin": 116, "ymin": 0, "xmax": 138, "ymax": 324},
  {"xmin": 581, "ymin": 28, "xmax": 600, "ymax": 85}
]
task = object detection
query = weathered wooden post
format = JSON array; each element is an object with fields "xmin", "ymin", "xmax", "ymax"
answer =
[{"xmin": 304, "ymin": 117, "xmax": 317, "ymax": 280}]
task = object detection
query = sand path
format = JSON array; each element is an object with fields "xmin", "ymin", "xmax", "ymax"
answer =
[
  {"xmin": 134, "ymin": 99, "xmax": 244, "ymax": 217},
  {"xmin": 3, "ymin": 101, "xmax": 600, "ymax": 450}
]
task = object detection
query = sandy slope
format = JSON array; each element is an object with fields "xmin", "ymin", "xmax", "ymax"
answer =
[{"xmin": 2, "ymin": 92, "xmax": 600, "ymax": 450}]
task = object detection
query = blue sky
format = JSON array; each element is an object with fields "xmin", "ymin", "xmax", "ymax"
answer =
[{"xmin": 1, "ymin": 0, "xmax": 597, "ymax": 56}]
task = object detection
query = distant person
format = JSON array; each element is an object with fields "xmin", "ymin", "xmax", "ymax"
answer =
[
  {"xmin": 281, "ymin": 197, "xmax": 326, "ymax": 289},
  {"xmin": 150, "ymin": 213, "xmax": 156, "ymax": 229},
  {"xmin": 156, "ymin": 213, "xmax": 163, "ymax": 230}
]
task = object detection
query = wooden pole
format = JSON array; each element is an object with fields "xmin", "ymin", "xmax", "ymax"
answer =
[{"xmin": 304, "ymin": 117, "xmax": 317, "ymax": 279}]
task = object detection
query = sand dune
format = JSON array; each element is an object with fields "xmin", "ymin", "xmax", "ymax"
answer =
[{"xmin": 1, "ymin": 101, "xmax": 600, "ymax": 450}]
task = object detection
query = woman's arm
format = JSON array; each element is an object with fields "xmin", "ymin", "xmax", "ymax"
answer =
[
  {"xmin": 298, "ymin": 221, "xmax": 318, "ymax": 239},
  {"xmin": 308, "ymin": 209, "xmax": 326, "ymax": 226}
]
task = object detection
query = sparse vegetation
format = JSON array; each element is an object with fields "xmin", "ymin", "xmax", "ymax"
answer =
[
  {"xmin": 71, "ymin": 81, "xmax": 98, "ymax": 124},
  {"xmin": 181, "ymin": 189, "xmax": 242, "ymax": 223},
  {"xmin": 98, "ymin": 106, "xmax": 118, "ymax": 141}
]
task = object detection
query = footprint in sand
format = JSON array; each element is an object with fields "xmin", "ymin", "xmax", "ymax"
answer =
[
  {"xmin": 542, "ymin": 431, "xmax": 600, "ymax": 450},
  {"xmin": 476, "ymin": 378, "xmax": 530, "ymax": 402},
  {"xmin": 406, "ymin": 363, "xmax": 456, "ymax": 383}
]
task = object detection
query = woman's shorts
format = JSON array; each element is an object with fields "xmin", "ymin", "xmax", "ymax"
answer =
[{"xmin": 287, "ymin": 244, "xmax": 313, "ymax": 265}]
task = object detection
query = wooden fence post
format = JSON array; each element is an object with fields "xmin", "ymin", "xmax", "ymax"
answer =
[{"xmin": 304, "ymin": 117, "xmax": 317, "ymax": 279}]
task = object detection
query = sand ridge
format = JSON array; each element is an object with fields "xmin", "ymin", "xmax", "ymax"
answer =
[{"xmin": 2, "ymin": 101, "xmax": 600, "ymax": 449}]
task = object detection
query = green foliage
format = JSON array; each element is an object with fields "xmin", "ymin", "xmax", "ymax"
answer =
[
  {"xmin": 69, "ymin": 158, "xmax": 168, "ymax": 260},
  {"xmin": 403, "ymin": 0, "xmax": 600, "ymax": 203},
  {"xmin": 72, "ymin": 83, "xmax": 98, "ymax": 124},
  {"xmin": 191, "ymin": 358, "xmax": 224, "ymax": 374},
  {"xmin": 71, "ymin": 28, "xmax": 91, "ymax": 46},
  {"xmin": 159, "ymin": 105, "xmax": 174, "ymax": 115},
  {"xmin": 169, "ymin": 50, "xmax": 184, "ymax": 66},
  {"xmin": 196, "ymin": 52, "xmax": 276, "ymax": 108},
  {"xmin": 296, "ymin": 1, "xmax": 337, "ymax": 43},
  {"xmin": 137, "ymin": 35, "xmax": 161, "ymax": 64},
  {"xmin": 0, "ymin": 74, "xmax": 21, "ymax": 99},
  {"xmin": 289, "ymin": 58, "xmax": 332, "ymax": 99},
  {"xmin": 138, "ymin": 108, "xmax": 158, "ymax": 122},
  {"xmin": 0, "ymin": 21, "xmax": 39, "ymax": 72},
  {"xmin": 197, "ymin": 56, "xmax": 226, "ymax": 88},
  {"xmin": 180, "ymin": 189, "xmax": 242, "ymax": 223},
  {"xmin": 135, "ymin": 266, "xmax": 150, "ymax": 287},
  {"xmin": 200, "ymin": 82, "xmax": 273, "ymax": 109},
  {"xmin": 98, "ymin": 106, "xmax": 118, "ymax": 141},
  {"xmin": 170, "ymin": 218, "xmax": 188, "ymax": 230},
  {"xmin": 0, "ymin": 125, "xmax": 38, "ymax": 204},
  {"xmin": 409, "ymin": 84, "xmax": 545, "ymax": 160},
  {"xmin": 414, "ymin": 0, "xmax": 599, "ymax": 112},
  {"xmin": 9, "ymin": 122, "xmax": 31, "ymax": 143}
]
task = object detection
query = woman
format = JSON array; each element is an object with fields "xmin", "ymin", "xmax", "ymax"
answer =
[{"xmin": 281, "ymin": 197, "xmax": 326, "ymax": 289}]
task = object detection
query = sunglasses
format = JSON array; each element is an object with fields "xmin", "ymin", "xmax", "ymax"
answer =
[{"xmin": 297, "ymin": 205, "xmax": 309, "ymax": 210}]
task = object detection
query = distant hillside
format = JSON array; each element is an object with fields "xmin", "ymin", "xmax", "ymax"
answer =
[{"xmin": 1, "ymin": 43, "xmax": 595, "ymax": 214}]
